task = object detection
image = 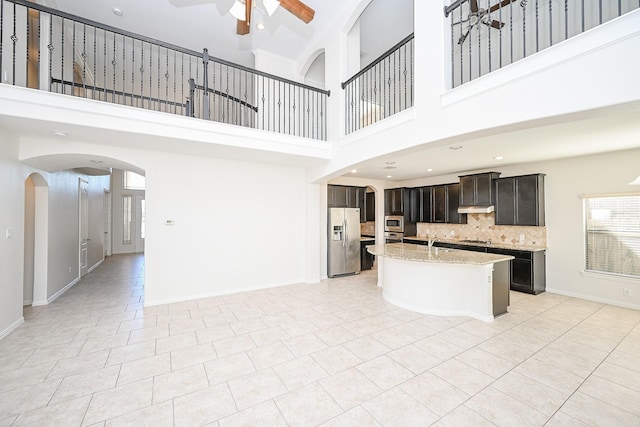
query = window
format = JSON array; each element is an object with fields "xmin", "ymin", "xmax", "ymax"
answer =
[
  {"xmin": 123, "ymin": 170, "xmax": 145, "ymax": 190},
  {"xmin": 584, "ymin": 194, "xmax": 640, "ymax": 278},
  {"xmin": 123, "ymin": 195, "xmax": 132, "ymax": 245}
]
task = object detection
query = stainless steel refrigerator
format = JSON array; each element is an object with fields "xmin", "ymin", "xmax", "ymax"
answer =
[{"xmin": 328, "ymin": 207, "xmax": 361, "ymax": 277}]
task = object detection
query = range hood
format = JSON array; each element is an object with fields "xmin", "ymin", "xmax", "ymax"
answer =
[{"xmin": 458, "ymin": 205, "xmax": 495, "ymax": 214}]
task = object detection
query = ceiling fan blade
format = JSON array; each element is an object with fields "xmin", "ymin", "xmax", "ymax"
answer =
[
  {"xmin": 278, "ymin": 0, "xmax": 315, "ymax": 24},
  {"xmin": 470, "ymin": 0, "xmax": 479, "ymax": 13},
  {"xmin": 489, "ymin": 0, "xmax": 517, "ymax": 13},
  {"xmin": 236, "ymin": 0, "xmax": 252, "ymax": 35},
  {"xmin": 489, "ymin": 19, "xmax": 505, "ymax": 29}
]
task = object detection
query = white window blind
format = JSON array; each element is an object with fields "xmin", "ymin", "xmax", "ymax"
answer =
[{"xmin": 584, "ymin": 194, "xmax": 640, "ymax": 278}]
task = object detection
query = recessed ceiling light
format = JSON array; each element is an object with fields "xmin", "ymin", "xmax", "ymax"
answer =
[
  {"xmin": 350, "ymin": 169, "xmax": 357, "ymax": 174},
  {"xmin": 385, "ymin": 161, "xmax": 396, "ymax": 165},
  {"xmin": 426, "ymin": 168, "xmax": 433, "ymax": 172},
  {"xmin": 493, "ymin": 156, "xmax": 504, "ymax": 160},
  {"xmin": 386, "ymin": 175, "xmax": 393, "ymax": 179},
  {"xmin": 112, "ymin": 7, "xmax": 123, "ymax": 16},
  {"xmin": 52, "ymin": 131, "xmax": 66, "ymax": 137},
  {"xmin": 257, "ymin": 23, "xmax": 265, "ymax": 30},
  {"xmin": 449, "ymin": 145, "xmax": 463, "ymax": 150}
]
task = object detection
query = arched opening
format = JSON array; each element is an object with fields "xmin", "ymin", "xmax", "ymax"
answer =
[
  {"xmin": 24, "ymin": 173, "xmax": 49, "ymax": 307},
  {"xmin": 302, "ymin": 49, "xmax": 325, "ymax": 89}
]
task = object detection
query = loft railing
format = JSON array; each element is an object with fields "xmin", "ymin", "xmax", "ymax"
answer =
[
  {"xmin": 341, "ymin": 33, "xmax": 414, "ymax": 136},
  {"xmin": 0, "ymin": 0, "xmax": 329, "ymax": 140},
  {"xmin": 445, "ymin": 0, "xmax": 640, "ymax": 87}
]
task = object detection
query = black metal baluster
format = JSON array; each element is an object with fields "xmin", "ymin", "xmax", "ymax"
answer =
[
  {"xmin": 522, "ymin": 2, "xmax": 527, "ymax": 59},
  {"xmin": 509, "ymin": 2, "xmax": 514, "ymax": 65},
  {"xmin": 49, "ymin": 15, "xmax": 54, "ymax": 92},
  {"xmin": 581, "ymin": 0, "xmax": 585, "ymax": 33},
  {"xmin": 83, "ymin": 24, "xmax": 88, "ymax": 97},
  {"xmin": 112, "ymin": 31, "xmax": 116, "ymax": 103},
  {"xmin": 535, "ymin": 0, "xmax": 539, "ymax": 52},
  {"xmin": 140, "ymin": 41, "xmax": 144, "ymax": 107},
  {"xmin": 122, "ymin": 34, "xmax": 126, "ymax": 104},
  {"xmin": 0, "ymin": 0, "xmax": 4, "ymax": 83},
  {"xmin": 149, "ymin": 42, "xmax": 152, "ymax": 110},
  {"xmin": 564, "ymin": 0, "xmax": 568, "ymax": 41},
  {"xmin": 548, "ymin": 0, "xmax": 552, "ymax": 48},
  {"xmin": 102, "ymin": 29, "xmax": 106, "ymax": 100},
  {"xmin": 599, "ymin": 0, "xmax": 603, "ymax": 24}
]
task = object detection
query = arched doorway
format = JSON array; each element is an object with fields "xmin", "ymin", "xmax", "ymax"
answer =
[{"xmin": 24, "ymin": 173, "xmax": 49, "ymax": 307}]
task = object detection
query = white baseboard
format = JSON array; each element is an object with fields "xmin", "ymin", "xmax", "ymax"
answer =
[
  {"xmin": 0, "ymin": 317, "xmax": 24, "ymax": 341},
  {"xmin": 88, "ymin": 258, "xmax": 104, "ymax": 274},
  {"xmin": 144, "ymin": 278, "xmax": 307, "ymax": 307},
  {"xmin": 23, "ymin": 300, "xmax": 33, "ymax": 306},
  {"xmin": 33, "ymin": 276, "xmax": 80, "ymax": 307},
  {"xmin": 546, "ymin": 287, "xmax": 640, "ymax": 310}
]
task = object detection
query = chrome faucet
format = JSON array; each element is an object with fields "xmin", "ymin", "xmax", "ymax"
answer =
[{"xmin": 428, "ymin": 236, "xmax": 438, "ymax": 250}]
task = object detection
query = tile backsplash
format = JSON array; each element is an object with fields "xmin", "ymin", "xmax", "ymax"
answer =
[
  {"xmin": 416, "ymin": 213, "xmax": 547, "ymax": 247},
  {"xmin": 361, "ymin": 221, "xmax": 375, "ymax": 236}
]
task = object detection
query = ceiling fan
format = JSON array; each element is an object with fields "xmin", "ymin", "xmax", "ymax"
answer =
[
  {"xmin": 445, "ymin": 0, "xmax": 518, "ymax": 45},
  {"xmin": 231, "ymin": 0, "xmax": 315, "ymax": 35}
]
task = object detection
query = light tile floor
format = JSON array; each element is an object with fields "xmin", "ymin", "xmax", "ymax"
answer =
[{"xmin": 1, "ymin": 254, "xmax": 640, "ymax": 426}]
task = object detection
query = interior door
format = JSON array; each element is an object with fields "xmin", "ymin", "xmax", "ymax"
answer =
[{"xmin": 79, "ymin": 179, "xmax": 89, "ymax": 277}]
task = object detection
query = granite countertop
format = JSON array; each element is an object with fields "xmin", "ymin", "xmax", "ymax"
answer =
[
  {"xmin": 360, "ymin": 236, "xmax": 376, "ymax": 242},
  {"xmin": 367, "ymin": 243, "xmax": 514, "ymax": 266},
  {"xmin": 403, "ymin": 236, "xmax": 546, "ymax": 252}
]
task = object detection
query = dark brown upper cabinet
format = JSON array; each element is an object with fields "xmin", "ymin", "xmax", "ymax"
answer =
[
  {"xmin": 459, "ymin": 172, "xmax": 501, "ymax": 207},
  {"xmin": 494, "ymin": 174, "xmax": 545, "ymax": 226}
]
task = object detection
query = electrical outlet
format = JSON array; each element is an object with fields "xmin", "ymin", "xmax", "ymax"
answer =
[
  {"xmin": 623, "ymin": 288, "xmax": 632, "ymax": 297},
  {"xmin": 519, "ymin": 234, "xmax": 525, "ymax": 242},
  {"xmin": 450, "ymin": 230, "xmax": 455, "ymax": 236},
  {"xmin": 68, "ymin": 266, "xmax": 72, "ymax": 274}
]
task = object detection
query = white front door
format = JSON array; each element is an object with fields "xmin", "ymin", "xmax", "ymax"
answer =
[{"xmin": 79, "ymin": 179, "xmax": 89, "ymax": 277}]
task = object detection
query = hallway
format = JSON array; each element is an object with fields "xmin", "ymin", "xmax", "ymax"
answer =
[{"xmin": 1, "ymin": 255, "xmax": 640, "ymax": 426}]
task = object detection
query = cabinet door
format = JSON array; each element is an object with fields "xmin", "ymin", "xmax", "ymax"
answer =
[
  {"xmin": 420, "ymin": 187, "xmax": 432, "ymax": 222},
  {"xmin": 447, "ymin": 184, "xmax": 466, "ymax": 224},
  {"xmin": 384, "ymin": 190, "xmax": 394, "ymax": 215},
  {"xmin": 515, "ymin": 175, "xmax": 539, "ymax": 226},
  {"xmin": 511, "ymin": 258, "xmax": 534, "ymax": 292},
  {"xmin": 393, "ymin": 189, "xmax": 404, "ymax": 215},
  {"xmin": 365, "ymin": 192, "xmax": 375, "ymax": 222},
  {"xmin": 355, "ymin": 187, "xmax": 366, "ymax": 222},
  {"xmin": 328, "ymin": 185, "xmax": 348, "ymax": 207},
  {"xmin": 459, "ymin": 176, "xmax": 476, "ymax": 206},
  {"xmin": 408, "ymin": 188, "xmax": 421, "ymax": 222},
  {"xmin": 346, "ymin": 187, "xmax": 358, "ymax": 209},
  {"xmin": 432, "ymin": 186, "xmax": 447, "ymax": 223},
  {"xmin": 475, "ymin": 174, "xmax": 494, "ymax": 206},
  {"xmin": 494, "ymin": 178, "xmax": 516, "ymax": 225}
]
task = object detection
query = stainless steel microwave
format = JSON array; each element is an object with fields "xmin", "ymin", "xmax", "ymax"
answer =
[{"xmin": 384, "ymin": 215, "xmax": 404, "ymax": 233}]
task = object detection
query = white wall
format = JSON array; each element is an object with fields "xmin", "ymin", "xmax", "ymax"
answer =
[
  {"xmin": 0, "ymin": 132, "xmax": 26, "ymax": 338},
  {"xmin": 44, "ymin": 170, "xmax": 109, "ymax": 300},
  {"xmin": 395, "ymin": 148, "xmax": 640, "ymax": 310},
  {"xmin": 143, "ymin": 151, "xmax": 309, "ymax": 305}
]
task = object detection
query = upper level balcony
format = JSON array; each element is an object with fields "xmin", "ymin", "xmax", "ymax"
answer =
[{"xmin": 1, "ymin": 0, "xmax": 639, "ymax": 177}]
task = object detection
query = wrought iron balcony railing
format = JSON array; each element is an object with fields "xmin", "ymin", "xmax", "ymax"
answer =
[
  {"xmin": 0, "ymin": 0, "xmax": 329, "ymax": 140},
  {"xmin": 341, "ymin": 34, "xmax": 414, "ymax": 136},
  {"xmin": 445, "ymin": 0, "xmax": 640, "ymax": 87}
]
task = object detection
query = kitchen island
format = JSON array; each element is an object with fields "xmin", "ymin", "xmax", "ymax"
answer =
[{"xmin": 368, "ymin": 243, "xmax": 514, "ymax": 322}]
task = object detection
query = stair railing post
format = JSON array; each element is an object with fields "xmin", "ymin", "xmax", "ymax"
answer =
[{"xmin": 202, "ymin": 48, "xmax": 209, "ymax": 120}]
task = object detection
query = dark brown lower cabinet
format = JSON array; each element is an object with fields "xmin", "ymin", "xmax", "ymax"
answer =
[{"xmin": 360, "ymin": 241, "xmax": 375, "ymax": 270}]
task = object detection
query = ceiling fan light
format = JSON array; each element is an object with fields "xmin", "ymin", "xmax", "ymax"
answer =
[
  {"xmin": 230, "ymin": 0, "xmax": 246, "ymax": 21},
  {"xmin": 263, "ymin": 0, "xmax": 280, "ymax": 16}
]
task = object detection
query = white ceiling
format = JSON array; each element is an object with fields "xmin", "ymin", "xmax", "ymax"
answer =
[
  {"xmin": 38, "ymin": 0, "xmax": 412, "ymax": 70},
  {"xmin": 347, "ymin": 104, "xmax": 640, "ymax": 182}
]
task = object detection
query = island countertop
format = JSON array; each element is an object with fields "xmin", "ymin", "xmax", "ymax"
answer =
[{"xmin": 368, "ymin": 243, "xmax": 514, "ymax": 265}]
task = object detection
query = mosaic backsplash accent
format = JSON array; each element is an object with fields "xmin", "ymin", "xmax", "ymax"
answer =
[{"xmin": 416, "ymin": 213, "xmax": 547, "ymax": 248}]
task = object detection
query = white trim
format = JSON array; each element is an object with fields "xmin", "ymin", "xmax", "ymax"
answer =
[
  {"xmin": 23, "ymin": 300, "xmax": 33, "ymax": 306},
  {"xmin": 0, "ymin": 317, "xmax": 24, "ymax": 341},
  {"xmin": 580, "ymin": 270, "xmax": 640, "ymax": 284},
  {"xmin": 88, "ymin": 258, "xmax": 104, "ymax": 274},
  {"xmin": 32, "ymin": 276, "xmax": 80, "ymax": 306},
  {"xmin": 579, "ymin": 191, "xmax": 640, "ymax": 199},
  {"xmin": 546, "ymin": 287, "xmax": 640, "ymax": 311},
  {"xmin": 144, "ymin": 278, "xmax": 309, "ymax": 307}
]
